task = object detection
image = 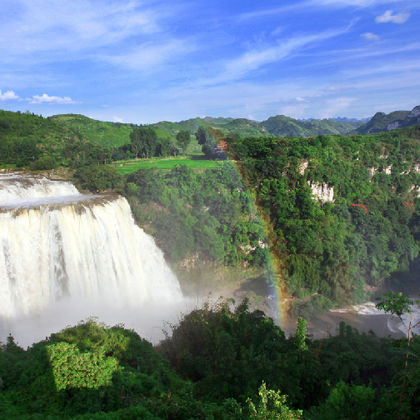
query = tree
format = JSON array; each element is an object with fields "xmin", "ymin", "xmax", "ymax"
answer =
[
  {"xmin": 376, "ymin": 292, "xmax": 419, "ymax": 343},
  {"xmin": 195, "ymin": 126, "xmax": 207, "ymax": 145},
  {"xmin": 176, "ymin": 130, "xmax": 191, "ymax": 153},
  {"xmin": 129, "ymin": 126, "xmax": 157, "ymax": 158},
  {"xmin": 14, "ymin": 137, "xmax": 40, "ymax": 166},
  {"xmin": 247, "ymin": 382, "xmax": 302, "ymax": 419},
  {"xmin": 295, "ymin": 317, "xmax": 308, "ymax": 351},
  {"xmin": 376, "ymin": 292, "xmax": 420, "ymax": 419},
  {"xmin": 195, "ymin": 127, "xmax": 222, "ymax": 159},
  {"xmin": 74, "ymin": 165, "xmax": 122, "ymax": 192}
]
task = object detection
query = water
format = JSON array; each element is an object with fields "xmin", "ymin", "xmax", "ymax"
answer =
[
  {"xmin": 322, "ymin": 300, "xmax": 420, "ymax": 338},
  {"xmin": 0, "ymin": 174, "xmax": 187, "ymax": 346}
]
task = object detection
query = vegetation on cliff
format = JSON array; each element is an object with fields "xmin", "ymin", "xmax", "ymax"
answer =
[{"xmin": 226, "ymin": 126, "xmax": 420, "ymax": 313}]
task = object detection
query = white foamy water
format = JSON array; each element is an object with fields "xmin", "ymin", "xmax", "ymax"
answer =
[
  {"xmin": 0, "ymin": 173, "xmax": 80, "ymax": 205},
  {"xmin": 0, "ymin": 174, "xmax": 188, "ymax": 346},
  {"xmin": 330, "ymin": 300, "xmax": 420, "ymax": 337}
]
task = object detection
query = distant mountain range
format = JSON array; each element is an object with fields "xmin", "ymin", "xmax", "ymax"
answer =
[
  {"xmin": 1, "ymin": 105, "xmax": 420, "ymax": 153},
  {"xmin": 351, "ymin": 105, "xmax": 420, "ymax": 135},
  {"xmin": 151, "ymin": 114, "xmax": 364, "ymax": 139},
  {"xmin": 160, "ymin": 106, "xmax": 420, "ymax": 138}
]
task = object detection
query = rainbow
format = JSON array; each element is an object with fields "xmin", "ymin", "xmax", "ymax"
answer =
[{"xmin": 228, "ymin": 157, "xmax": 289, "ymax": 327}]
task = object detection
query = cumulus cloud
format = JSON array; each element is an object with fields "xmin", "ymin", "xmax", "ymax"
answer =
[
  {"xmin": 0, "ymin": 89, "xmax": 19, "ymax": 101},
  {"xmin": 376, "ymin": 10, "xmax": 410, "ymax": 24},
  {"xmin": 30, "ymin": 94, "xmax": 76, "ymax": 104},
  {"xmin": 113, "ymin": 116, "xmax": 123, "ymax": 123},
  {"xmin": 362, "ymin": 32, "xmax": 380, "ymax": 41}
]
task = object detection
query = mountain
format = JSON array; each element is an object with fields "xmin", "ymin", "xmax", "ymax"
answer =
[
  {"xmin": 394, "ymin": 105, "xmax": 420, "ymax": 129},
  {"xmin": 153, "ymin": 115, "xmax": 363, "ymax": 139},
  {"xmin": 327, "ymin": 117, "xmax": 369, "ymax": 123},
  {"xmin": 352, "ymin": 105, "xmax": 420, "ymax": 135},
  {"xmin": 152, "ymin": 117, "xmax": 269, "ymax": 138},
  {"xmin": 260, "ymin": 115, "xmax": 362, "ymax": 137}
]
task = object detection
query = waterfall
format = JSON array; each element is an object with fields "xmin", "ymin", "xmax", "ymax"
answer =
[{"xmin": 0, "ymin": 174, "xmax": 184, "ymax": 345}]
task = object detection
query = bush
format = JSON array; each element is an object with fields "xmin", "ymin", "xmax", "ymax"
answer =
[
  {"xmin": 74, "ymin": 165, "xmax": 122, "ymax": 192},
  {"xmin": 30, "ymin": 155, "xmax": 58, "ymax": 170}
]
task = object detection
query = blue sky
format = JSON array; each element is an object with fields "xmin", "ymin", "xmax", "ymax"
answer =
[{"xmin": 0, "ymin": 0, "xmax": 419, "ymax": 123}]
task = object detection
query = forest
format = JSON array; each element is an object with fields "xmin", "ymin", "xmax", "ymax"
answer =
[
  {"xmin": 0, "ymin": 297, "xmax": 418, "ymax": 419},
  {"xmin": 225, "ymin": 126, "xmax": 420, "ymax": 315}
]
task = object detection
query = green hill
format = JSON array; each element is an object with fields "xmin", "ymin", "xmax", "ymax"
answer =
[
  {"xmin": 0, "ymin": 110, "xmax": 366, "ymax": 170},
  {"xmin": 261, "ymin": 115, "xmax": 361, "ymax": 137},
  {"xmin": 50, "ymin": 114, "xmax": 135, "ymax": 147},
  {"xmin": 153, "ymin": 115, "xmax": 361, "ymax": 139},
  {"xmin": 152, "ymin": 116, "xmax": 269, "ymax": 139}
]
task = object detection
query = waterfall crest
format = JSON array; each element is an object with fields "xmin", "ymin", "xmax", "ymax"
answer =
[{"xmin": 0, "ymin": 174, "xmax": 184, "ymax": 344}]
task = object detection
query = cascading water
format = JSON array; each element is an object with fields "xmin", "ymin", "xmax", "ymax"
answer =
[{"xmin": 0, "ymin": 173, "xmax": 185, "ymax": 346}]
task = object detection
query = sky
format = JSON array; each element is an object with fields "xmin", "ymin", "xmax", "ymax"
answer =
[{"xmin": 0, "ymin": 0, "xmax": 419, "ymax": 124}]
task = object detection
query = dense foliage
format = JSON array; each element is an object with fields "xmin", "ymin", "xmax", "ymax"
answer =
[
  {"xmin": 0, "ymin": 110, "xmax": 115, "ymax": 169},
  {"xmin": 0, "ymin": 110, "xmax": 71, "ymax": 168},
  {"xmin": 226, "ymin": 126, "xmax": 420, "ymax": 311},
  {"xmin": 0, "ymin": 111, "xmax": 185, "ymax": 170},
  {"xmin": 261, "ymin": 115, "xmax": 361, "ymax": 137},
  {"xmin": 0, "ymin": 320, "xmax": 245, "ymax": 419},
  {"xmin": 74, "ymin": 165, "xmax": 122, "ymax": 192},
  {"xmin": 49, "ymin": 114, "xmax": 134, "ymax": 147},
  {"xmin": 0, "ymin": 110, "xmax": 366, "ymax": 173},
  {"xmin": 195, "ymin": 127, "xmax": 226, "ymax": 160},
  {"xmin": 1, "ymin": 301, "xmax": 418, "ymax": 419},
  {"xmin": 125, "ymin": 163, "xmax": 267, "ymax": 267}
]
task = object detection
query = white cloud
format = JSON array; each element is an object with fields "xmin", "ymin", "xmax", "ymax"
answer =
[
  {"xmin": 320, "ymin": 97, "xmax": 356, "ymax": 118},
  {"xmin": 0, "ymin": 89, "xmax": 19, "ymax": 101},
  {"xmin": 278, "ymin": 104, "xmax": 310, "ymax": 119},
  {"xmin": 376, "ymin": 10, "xmax": 410, "ymax": 23},
  {"xmin": 238, "ymin": 0, "xmax": 403, "ymax": 20},
  {"xmin": 102, "ymin": 39, "xmax": 195, "ymax": 71},
  {"xmin": 362, "ymin": 32, "xmax": 380, "ymax": 41},
  {"xmin": 0, "ymin": 0, "xmax": 163, "ymax": 60},
  {"xmin": 342, "ymin": 59, "xmax": 420, "ymax": 78},
  {"xmin": 195, "ymin": 26, "xmax": 351, "ymax": 87},
  {"xmin": 113, "ymin": 116, "xmax": 123, "ymax": 123},
  {"xmin": 30, "ymin": 94, "xmax": 76, "ymax": 104},
  {"xmin": 316, "ymin": 0, "xmax": 403, "ymax": 7}
]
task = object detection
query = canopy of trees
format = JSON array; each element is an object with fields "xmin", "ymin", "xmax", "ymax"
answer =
[
  {"xmin": 125, "ymin": 163, "xmax": 267, "ymax": 267},
  {"xmin": 225, "ymin": 126, "xmax": 420, "ymax": 312},
  {"xmin": 1, "ymin": 300, "xmax": 418, "ymax": 419}
]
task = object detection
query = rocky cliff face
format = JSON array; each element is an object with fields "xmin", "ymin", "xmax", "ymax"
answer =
[
  {"xmin": 308, "ymin": 182, "xmax": 335, "ymax": 203},
  {"xmin": 353, "ymin": 105, "xmax": 420, "ymax": 134}
]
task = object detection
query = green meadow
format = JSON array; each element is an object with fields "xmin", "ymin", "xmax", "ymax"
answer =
[{"xmin": 113, "ymin": 155, "xmax": 222, "ymax": 175}]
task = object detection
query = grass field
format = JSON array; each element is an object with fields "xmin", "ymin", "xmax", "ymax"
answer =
[{"xmin": 113, "ymin": 155, "xmax": 222, "ymax": 175}]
